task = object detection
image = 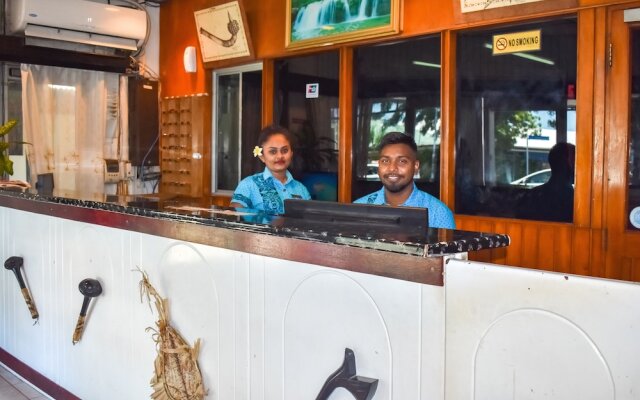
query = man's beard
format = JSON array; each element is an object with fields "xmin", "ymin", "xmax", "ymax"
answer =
[{"xmin": 382, "ymin": 176, "xmax": 412, "ymax": 193}]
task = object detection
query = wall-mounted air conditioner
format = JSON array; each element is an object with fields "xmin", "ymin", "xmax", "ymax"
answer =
[{"xmin": 6, "ymin": 0, "xmax": 147, "ymax": 52}]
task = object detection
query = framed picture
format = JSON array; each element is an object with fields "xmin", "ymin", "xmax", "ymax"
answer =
[
  {"xmin": 194, "ymin": 0, "xmax": 253, "ymax": 63},
  {"xmin": 460, "ymin": 0, "xmax": 544, "ymax": 13},
  {"xmin": 286, "ymin": 0, "xmax": 401, "ymax": 50}
]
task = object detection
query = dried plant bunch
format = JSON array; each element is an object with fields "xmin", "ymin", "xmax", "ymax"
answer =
[{"xmin": 138, "ymin": 269, "xmax": 206, "ymax": 400}]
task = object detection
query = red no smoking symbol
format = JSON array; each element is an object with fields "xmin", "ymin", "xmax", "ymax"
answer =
[{"xmin": 495, "ymin": 37, "xmax": 508, "ymax": 50}]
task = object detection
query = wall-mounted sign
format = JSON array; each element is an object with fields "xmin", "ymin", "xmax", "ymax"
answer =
[
  {"xmin": 305, "ymin": 83, "xmax": 319, "ymax": 99},
  {"xmin": 461, "ymin": 0, "xmax": 545, "ymax": 13},
  {"xmin": 492, "ymin": 30, "xmax": 541, "ymax": 55}
]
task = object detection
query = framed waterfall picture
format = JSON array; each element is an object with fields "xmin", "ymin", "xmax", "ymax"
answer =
[{"xmin": 286, "ymin": 0, "xmax": 401, "ymax": 50}]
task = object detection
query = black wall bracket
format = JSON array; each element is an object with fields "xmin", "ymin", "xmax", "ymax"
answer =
[{"xmin": 315, "ymin": 348, "xmax": 378, "ymax": 400}]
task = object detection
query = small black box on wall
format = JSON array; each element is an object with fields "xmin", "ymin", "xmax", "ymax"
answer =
[{"xmin": 128, "ymin": 77, "xmax": 159, "ymax": 166}]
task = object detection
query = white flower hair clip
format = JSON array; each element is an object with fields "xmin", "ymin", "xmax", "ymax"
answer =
[{"xmin": 253, "ymin": 146, "xmax": 263, "ymax": 157}]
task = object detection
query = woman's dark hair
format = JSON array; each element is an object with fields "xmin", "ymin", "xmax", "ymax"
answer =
[
  {"xmin": 257, "ymin": 124, "xmax": 294, "ymax": 147},
  {"xmin": 377, "ymin": 132, "xmax": 418, "ymax": 156}
]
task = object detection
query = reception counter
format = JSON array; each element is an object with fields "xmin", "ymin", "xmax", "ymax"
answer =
[
  {"xmin": 0, "ymin": 189, "xmax": 510, "ymax": 284},
  {"xmin": 1, "ymin": 189, "xmax": 638, "ymax": 400}
]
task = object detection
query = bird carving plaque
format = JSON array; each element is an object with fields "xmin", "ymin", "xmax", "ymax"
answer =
[{"xmin": 194, "ymin": 1, "xmax": 252, "ymax": 62}]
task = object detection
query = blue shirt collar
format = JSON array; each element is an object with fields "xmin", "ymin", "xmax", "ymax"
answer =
[{"xmin": 262, "ymin": 167, "xmax": 293, "ymax": 185}]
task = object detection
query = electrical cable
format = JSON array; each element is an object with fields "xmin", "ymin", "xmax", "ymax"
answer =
[{"xmin": 108, "ymin": 0, "xmax": 151, "ymax": 58}]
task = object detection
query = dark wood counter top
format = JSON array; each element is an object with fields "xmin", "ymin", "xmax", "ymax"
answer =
[{"xmin": 0, "ymin": 189, "xmax": 510, "ymax": 286}]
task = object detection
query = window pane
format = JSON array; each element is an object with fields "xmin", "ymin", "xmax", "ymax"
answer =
[
  {"xmin": 216, "ymin": 74, "xmax": 240, "ymax": 191},
  {"xmin": 240, "ymin": 70, "xmax": 263, "ymax": 179},
  {"xmin": 628, "ymin": 29, "xmax": 640, "ymax": 230},
  {"xmin": 352, "ymin": 35, "xmax": 441, "ymax": 200},
  {"xmin": 5, "ymin": 65, "xmax": 24, "ymax": 155},
  {"xmin": 455, "ymin": 18, "xmax": 577, "ymax": 222},
  {"xmin": 214, "ymin": 67, "xmax": 263, "ymax": 193},
  {"xmin": 274, "ymin": 51, "xmax": 339, "ymax": 201}
]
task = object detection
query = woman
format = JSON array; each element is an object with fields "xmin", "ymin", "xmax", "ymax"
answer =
[{"xmin": 230, "ymin": 125, "xmax": 311, "ymax": 214}]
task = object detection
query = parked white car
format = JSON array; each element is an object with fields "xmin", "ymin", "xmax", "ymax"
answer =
[{"xmin": 510, "ymin": 168, "xmax": 551, "ymax": 187}]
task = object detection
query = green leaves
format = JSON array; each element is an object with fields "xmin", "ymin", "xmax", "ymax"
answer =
[
  {"xmin": 0, "ymin": 119, "xmax": 20, "ymax": 177},
  {"xmin": 0, "ymin": 153, "xmax": 14, "ymax": 176},
  {"xmin": 0, "ymin": 119, "xmax": 18, "ymax": 137}
]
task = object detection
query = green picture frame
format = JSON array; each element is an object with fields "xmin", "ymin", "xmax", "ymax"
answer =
[{"xmin": 286, "ymin": 0, "xmax": 401, "ymax": 50}]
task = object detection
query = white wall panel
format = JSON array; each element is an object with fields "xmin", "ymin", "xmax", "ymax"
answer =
[{"xmin": 445, "ymin": 260, "xmax": 640, "ymax": 400}]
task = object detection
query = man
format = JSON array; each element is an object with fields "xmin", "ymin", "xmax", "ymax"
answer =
[
  {"xmin": 516, "ymin": 142, "xmax": 575, "ymax": 222},
  {"xmin": 354, "ymin": 132, "xmax": 456, "ymax": 229}
]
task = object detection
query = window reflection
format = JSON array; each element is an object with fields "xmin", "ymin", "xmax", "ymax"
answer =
[
  {"xmin": 353, "ymin": 35, "xmax": 441, "ymax": 200},
  {"xmin": 213, "ymin": 66, "xmax": 262, "ymax": 192},
  {"xmin": 4, "ymin": 64, "xmax": 23, "ymax": 156},
  {"xmin": 627, "ymin": 29, "xmax": 640, "ymax": 229},
  {"xmin": 455, "ymin": 18, "xmax": 577, "ymax": 221},
  {"xmin": 274, "ymin": 51, "xmax": 339, "ymax": 201}
]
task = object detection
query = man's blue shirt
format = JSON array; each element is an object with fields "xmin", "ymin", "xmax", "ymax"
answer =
[
  {"xmin": 231, "ymin": 168, "xmax": 311, "ymax": 214},
  {"xmin": 354, "ymin": 184, "xmax": 456, "ymax": 229}
]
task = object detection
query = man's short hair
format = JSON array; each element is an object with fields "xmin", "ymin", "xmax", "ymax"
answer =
[
  {"xmin": 548, "ymin": 142, "xmax": 575, "ymax": 174},
  {"xmin": 377, "ymin": 132, "xmax": 418, "ymax": 156}
]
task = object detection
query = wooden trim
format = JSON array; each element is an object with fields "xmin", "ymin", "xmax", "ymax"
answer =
[
  {"xmin": 575, "ymin": 8, "xmax": 598, "ymax": 228},
  {"xmin": 202, "ymin": 92, "xmax": 213, "ymax": 196},
  {"xmin": 338, "ymin": 47, "xmax": 354, "ymax": 203},
  {"xmin": 441, "ymin": 30, "xmax": 457, "ymax": 209},
  {"xmin": 602, "ymin": 4, "xmax": 640, "ymax": 279},
  {"xmin": 261, "ymin": 58, "xmax": 275, "ymax": 126},
  {"xmin": 590, "ymin": 6, "xmax": 609, "ymax": 230},
  {"xmin": 0, "ymin": 347, "xmax": 80, "ymax": 400}
]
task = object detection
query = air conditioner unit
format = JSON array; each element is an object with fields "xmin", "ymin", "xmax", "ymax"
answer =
[{"xmin": 6, "ymin": 0, "xmax": 147, "ymax": 52}]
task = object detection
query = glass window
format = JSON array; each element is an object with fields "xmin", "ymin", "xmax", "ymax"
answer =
[
  {"xmin": 274, "ymin": 51, "xmax": 339, "ymax": 201},
  {"xmin": 352, "ymin": 35, "xmax": 442, "ymax": 200},
  {"xmin": 1, "ymin": 63, "xmax": 27, "ymax": 182},
  {"xmin": 213, "ymin": 63, "xmax": 262, "ymax": 192},
  {"xmin": 455, "ymin": 18, "xmax": 577, "ymax": 222},
  {"xmin": 627, "ymin": 29, "xmax": 640, "ymax": 229}
]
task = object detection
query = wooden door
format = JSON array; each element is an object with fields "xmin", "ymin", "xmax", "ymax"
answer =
[{"xmin": 605, "ymin": 5, "xmax": 640, "ymax": 281}]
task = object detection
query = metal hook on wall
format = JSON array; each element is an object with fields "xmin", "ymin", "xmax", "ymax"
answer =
[
  {"xmin": 4, "ymin": 256, "xmax": 39, "ymax": 322},
  {"xmin": 315, "ymin": 348, "xmax": 378, "ymax": 400},
  {"xmin": 72, "ymin": 278, "xmax": 103, "ymax": 345}
]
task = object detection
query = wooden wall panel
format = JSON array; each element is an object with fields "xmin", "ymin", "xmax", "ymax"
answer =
[
  {"xmin": 458, "ymin": 216, "xmax": 616, "ymax": 280},
  {"xmin": 537, "ymin": 226, "xmax": 556, "ymax": 270},
  {"xmin": 554, "ymin": 226, "xmax": 574, "ymax": 273},
  {"xmin": 158, "ymin": 0, "xmax": 595, "ymax": 97}
]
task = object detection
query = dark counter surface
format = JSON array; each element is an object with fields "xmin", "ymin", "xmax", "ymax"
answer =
[{"xmin": 0, "ymin": 188, "xmax": 509, "ymax": 258}]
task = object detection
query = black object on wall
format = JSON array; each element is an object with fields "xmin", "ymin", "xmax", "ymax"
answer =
[
  {"xmin": 315, "ymin": 348, "xmax": 378, "ymax": 400},
  {"xmin": 128, "ymin": 77, "xmax": 159, "ymax": 166}
]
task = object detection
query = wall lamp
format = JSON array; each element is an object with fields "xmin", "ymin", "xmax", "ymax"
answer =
[{"xmin": 183, "ymin": 46, "xmax": 197, "ymax": 73}]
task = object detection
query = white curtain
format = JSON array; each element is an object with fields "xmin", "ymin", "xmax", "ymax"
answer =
[{"xmin": 21, "ymin": 64, "xmax": 120, "ymax": 194}]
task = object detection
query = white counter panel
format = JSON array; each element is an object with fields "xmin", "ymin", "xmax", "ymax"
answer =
[
  {"xmin": 445, "ymin": 259, "xmax": 640, "ymax": 400},
  {"xmin": 259, "ymin": 259, "xmax": 444, "ymax": 399},
  {"xmin": 0, "ymin": 206, "xmax": 444, "ymax": 400}
]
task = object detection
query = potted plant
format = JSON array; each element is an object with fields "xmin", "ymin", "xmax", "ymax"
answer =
[{"xmin": 0, "ymin": 119, "xmax": 30, "ymax": 188}]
